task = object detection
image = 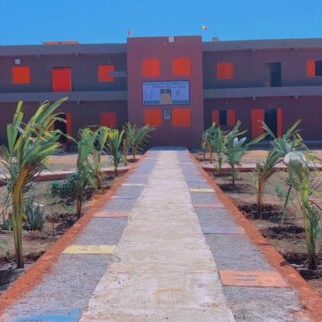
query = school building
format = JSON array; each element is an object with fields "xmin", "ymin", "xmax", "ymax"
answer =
[{"xmin": 1, "ymin": 36, "xmax": 322, "ymax": 147}]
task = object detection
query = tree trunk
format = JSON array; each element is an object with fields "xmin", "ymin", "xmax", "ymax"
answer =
[
  {"xmin": 76, "ymin": 196, "xmax": 82, "ymax": 218},
  {"xmin": 307, "ymin": 234, "xmax": 317, "ymax": 270},
  {"xmin": 217, "ymin": 155, "xmax": 223, "ymax": 175},
  {"xmin": 12, "ymin": 187, "xmax": 24, "ymax": 268},
  {"xmin": 257, "ymin": 180, "xmax": 265, "ymax": 216},
  {"xmin": 232, "ymin": 164, "xmax": 236, "ymax": 187}
]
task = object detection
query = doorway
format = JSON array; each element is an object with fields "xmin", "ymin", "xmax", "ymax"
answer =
[
  {"xmin": 54, "ymin": 113, "xmax": 67, "ymax": 143},
  {"xmin": 264, "ymin": 109, "xmax": 277, "ymax": 137},
  {"xmin": 267, "ymin": 63, "xmax": 281, "ymax": 87}
]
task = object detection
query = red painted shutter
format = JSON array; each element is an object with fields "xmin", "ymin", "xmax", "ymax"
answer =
[
  {"xmin": 251, "ymin": 109, "xmax": 265, "ymax": 138},
  {"xmin": 307, "ymin": 60, "xmax": 315, "ymax": 77},
  {"xmin": 211, "ymin": 110, "xmax": 219, "ymax": 124},
  {"xmin": 172, "ymin": 109, "xmax": 191, "ymax": 128},
  {"xmin": 277, "ymin": 108, "xmax": 283, "ymax": 137},
  {"xmin": 227, "ymin": 109, "xmax": 236, "ymax": 126},
  {"xmin": 12, "ymin": 66, "xmax": 31, "ymax": 84},
  {"xmin": 52, "ymin": 68, "xmax": 72, "ymax": 92},
  {"xmin": 144, "ymin": 109, "xmax": 162, "ymax": 127},
  {"xmin": 100, "ymin": 113, "xmax": 117, "ymax": 128}
]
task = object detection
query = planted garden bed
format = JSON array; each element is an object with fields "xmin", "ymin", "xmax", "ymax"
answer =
[
  {"xmin": 0, "ymin": 176, "xmax": 116, "ymax": 293},
  {"xmin": 211, "ymin": 170, "xmax": 322, "ymax": 296}
]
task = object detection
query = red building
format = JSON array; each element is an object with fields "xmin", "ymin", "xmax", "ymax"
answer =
[{"xmin": 1, "ymin": 36, "xmax": 322, "ymax": 147}]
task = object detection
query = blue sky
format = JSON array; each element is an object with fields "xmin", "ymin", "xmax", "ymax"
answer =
[{"xmin": 0, "ymin": 0, "xmax": 321, "ymax": 45}]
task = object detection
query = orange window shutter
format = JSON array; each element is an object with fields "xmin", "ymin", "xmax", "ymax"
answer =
[
  {"xmin": 277, "ymin": 108, "xmax": 283, "ymax": 137},
  {"xmin": 211, "ymin": 110, "xmax": 219, "ymax": 124},
  {"xmin": 217, "ymin": 62, "xmax": 234, "ymax": 80},
  {"xmin": 12, "ymin": 66, "xmax": 31, "ymax": 84},
  {"xmin": 172, "ymin": 109, "xmax": 191, "ymax": 128},
  {"xmin": 142, "ymin": 59, "xmax": 160, "ymax": 77},
  {"xmin": 307, "ymin": 60, "xmax": 315, "ymax": 77},
  {"xmin": 225, "ymin": 63, "xmax": 234, "ymax": 80},
  {"xmin": 227, "ymin": 109, "xmax": 236, "ymax": 126},
  {"xmin": 216, "ymin": 63, "xmax": 224, "ymax": 79},
  {"xmin": 100, "ymin": 113, "xmax": 117, "ymax": 128},
  {"xmin": 251, "ymin": 109, "xmax": 265, "ymax": 138},
  {"xmin": 172, "ymin": 58, "xmax": 191, "ymax": 76},
  {"xmin": 144, "ymin": 109, "xmax": 162, "ymax": 127},
  {"xmin": 98, "ymin": 65, "xmax": 115, "ymax": 82},
  {"xmin": 52, "ymin": 68, "xmax": 72, "ymax": 92}
]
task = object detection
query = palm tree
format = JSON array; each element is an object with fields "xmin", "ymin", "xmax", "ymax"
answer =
[
  {"xmin": 123, "ymin": 123, "xmax": 154, "ymax": 161},
  {"xmin": 92, "ymin": 126, "xmax": 111, "ymax": 189},
  {"xmin": 0, "ymin": 98, "xmax": 67, "ymax": 267},
  {"xmin": 75, "ymin": 128, "xmax": 96, "ymax": 217},
  {"xmin": 203, "ymin": 123, "xmax": 226, "ymax": 173},
  {"xmin": 224, "ymin": 121, "xmax": 264, "ymax": 186},
  {"xmin": 106, "ymin": 130, "xmax": 124, "ymax": 176},
  {"xmin": 284, "ymin": 151, "xmax": 321, "ymax": 270}
]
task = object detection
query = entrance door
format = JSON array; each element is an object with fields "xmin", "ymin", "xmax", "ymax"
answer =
[
  {"xmin": 264, "ymin": 109, "xmax": 278, "ymax": 137},
  {"xmin": 267, "ymin": 63, "xmax": 281, "ymax": 87},
  {"xmin": 54, "ymin": 113, "xmax": 67, "ymax": 143}
]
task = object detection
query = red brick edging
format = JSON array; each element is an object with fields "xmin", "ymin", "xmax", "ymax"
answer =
[
  {"xmin": 190, "ymin": 153, "xmax": 322, "ymax": 322},
  {"xmin": 0, "ymin": 156, "xmax": 145, "ymax": 319}
]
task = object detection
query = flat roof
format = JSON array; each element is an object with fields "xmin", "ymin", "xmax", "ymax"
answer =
[
  {"xmin": 203, "ymin": 38, "xmax": 322, "ymax": 51},
  {"xmin": 1, "ymin": 37, "xmax": 322, "ymax": 56},
  {"xmin": 0, "ymin": 43, "xmax": 126, "ymax": 57}
]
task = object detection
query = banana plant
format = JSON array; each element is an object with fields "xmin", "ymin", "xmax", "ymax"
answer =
[
  {"xmin": 106, "ymin": 130, "xmax": 124, "ymax": 176},
  {"xmin": 0, "ymin": 98, "xmax": 67, "ymax": 267},
  {"xmin": 284, "ymin": 151, "xmax": 321, "ymax": 270}
]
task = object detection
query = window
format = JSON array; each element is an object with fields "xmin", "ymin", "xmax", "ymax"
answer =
[
  {"xmin": 52, "ymin": 68, "xmax": 72, "ymax": 92},
  {"xmin": 219, "ymin": 110, "xmax": 227, "ymax": 125},
  {"xmin": 172, "ymin": 108, "xmax": 191, "ymax": 128},
  {"xmin": 307, "ymin": 60, "xmax": 322, "ymax": 77},
  {"xmin": 144, "ymin": 109, "xmax": 162, "ymax": 127},
  {"xmin": 12, "ymin": 66, "xmax": 31, "ymax": 85},
  {"xmin": 100, "ymin": 112, "xmax": 117, "ymax": 128},
  {"xmin": 98, "ymin": 65, "xmax": 115, "ymax": 82},
  {"xmin": 172, "ymin": 58, "xmax": 191, "ymax": 77},
  {"xmin": 216, "ymin": 62, "xmax": 234, "ymax": 80},
  {"xmin": 212, "ymin": 110, "xmax": 235, "ymax": 126},
  {"xmin": 316, "ymin": 61, "xmax": 322, "ymax": 76},
  {"xmin": 267, "ymin": 63, "xmax": 281, "ymax": 87},
  {"xmin": 142, "ymin": 59, "xmax": 160, "ymax": 77}
]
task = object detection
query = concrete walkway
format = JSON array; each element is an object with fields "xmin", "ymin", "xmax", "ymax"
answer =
[
  {"xmin": 2, "ymin": 148, "xmax": 307, "ymax": 321},
  {"xmin": 80, "ymin": 150, "xmax": 234, "ymax": 321}
]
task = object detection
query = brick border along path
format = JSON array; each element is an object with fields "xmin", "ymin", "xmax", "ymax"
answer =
[{"xmin": 2, "ymin": 148, "xmax": 313, "ymax": 321}]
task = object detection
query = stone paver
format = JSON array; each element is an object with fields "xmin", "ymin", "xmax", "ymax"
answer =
[{"xmin": 2, "ymin": 148, "xmax": 309, "ymax": 321}]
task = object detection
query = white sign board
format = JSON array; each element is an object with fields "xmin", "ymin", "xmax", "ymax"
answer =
[{"xmin": 143, "ymin": 81, "xmax": 189, "ymax": 106}]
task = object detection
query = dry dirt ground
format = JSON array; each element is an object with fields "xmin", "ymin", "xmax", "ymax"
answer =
[
  {"xmin": 211, "ymin": 169, "xmax": 322, "ymax": 297},
  {"xmin": 0, "ymin": 170, "xmax": 116, "ymax": 293},
  {"xmin": 198, "ymin": 149, "xmax": 322, "ymax": 166}
]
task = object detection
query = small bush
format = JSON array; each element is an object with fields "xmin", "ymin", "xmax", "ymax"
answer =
[
  {"xmin": 51, "ymin": 174, "xmax": 78, "ymax": 198},
  {"xmin": 23, "ymin": 196, "xmax": 45, "ymax": 231}
]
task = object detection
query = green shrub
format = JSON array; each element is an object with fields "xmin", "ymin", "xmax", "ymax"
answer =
[
  {"xmin": 51, "ymin": 174, "xmax": 79, "ymax": 198},
  {"xmin": 23, "ymin": 196, "xmax": 45, "ymax": 231}
]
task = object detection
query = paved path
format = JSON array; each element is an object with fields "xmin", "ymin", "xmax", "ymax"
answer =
[{"xmin": 2, "ymin": 148, "xmax": 307, "ymax": 321}]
